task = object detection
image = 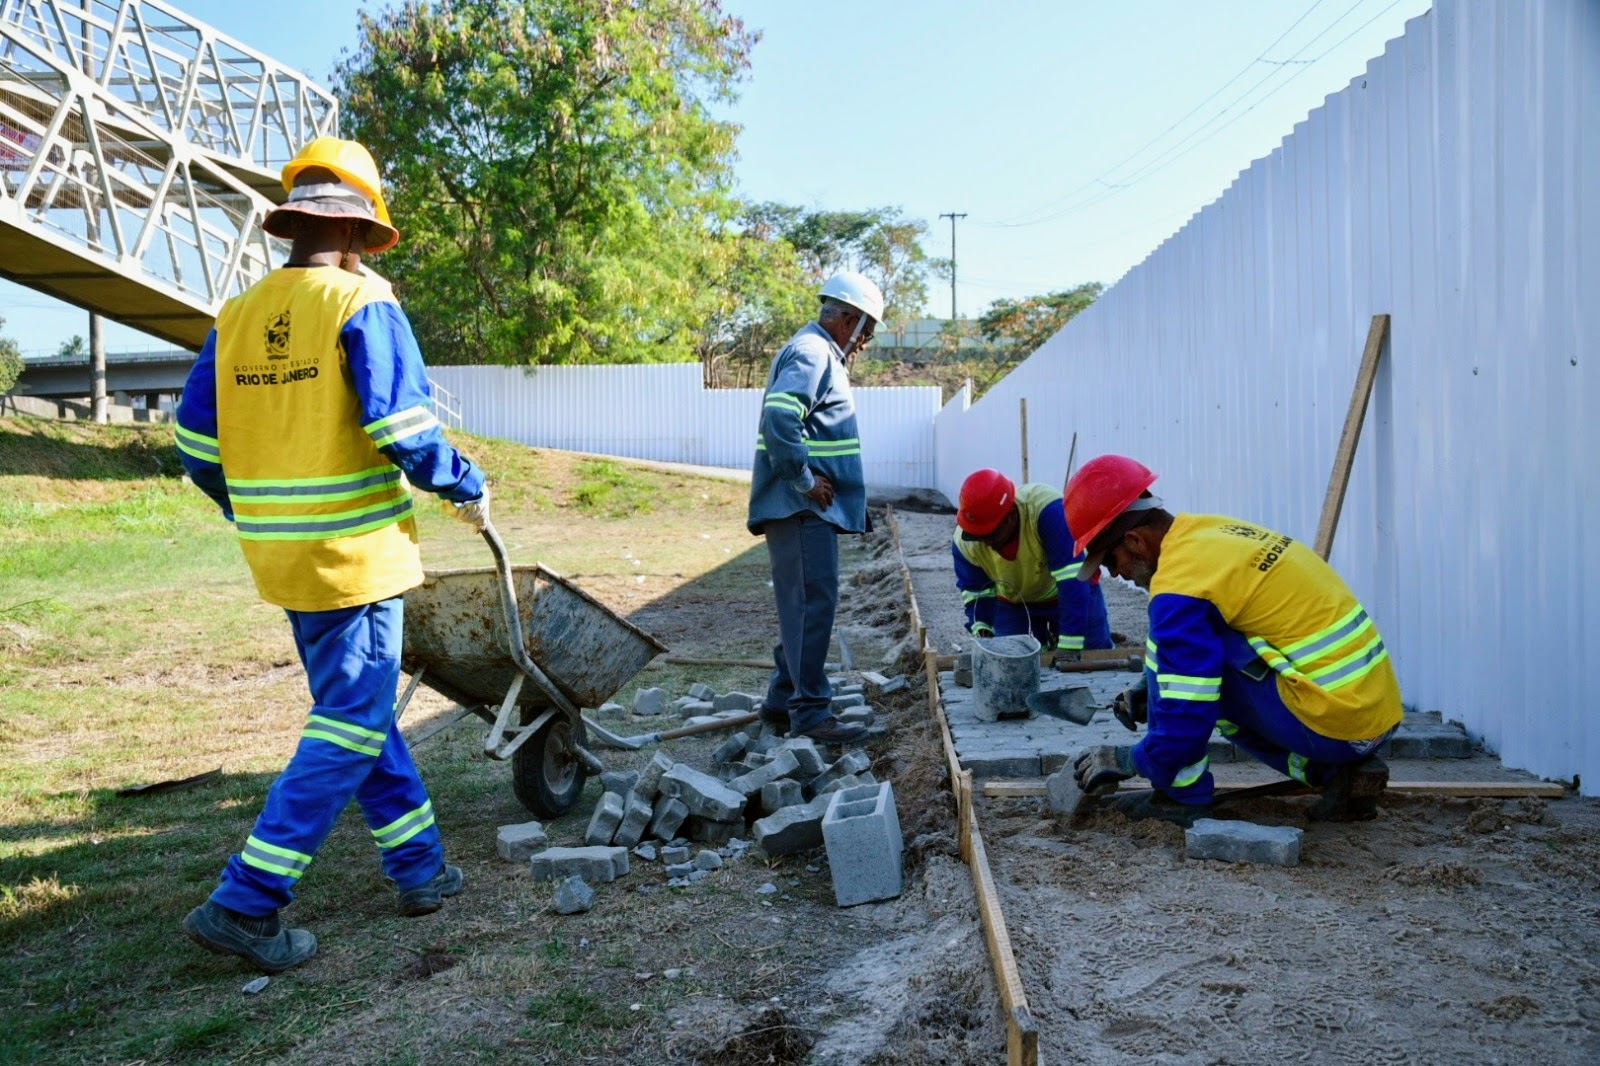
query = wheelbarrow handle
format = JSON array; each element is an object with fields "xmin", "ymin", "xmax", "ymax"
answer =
[{"xmin": 480, "ymin": 520, "xmax": 582, "ymax": 721}]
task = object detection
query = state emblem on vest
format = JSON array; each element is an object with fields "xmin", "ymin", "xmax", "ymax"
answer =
[{"xmin": 265, "ymin": 312, "xmax": 291, "ymax": 359}]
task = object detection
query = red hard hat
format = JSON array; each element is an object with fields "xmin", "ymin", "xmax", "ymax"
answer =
[
  {"xmin": 1063, "ymin": 455, "xmax": 1158, "ymax": 555},
  {"xmin": 956, "ymin": 469, "xmax": 1016, "ymax": 536}
]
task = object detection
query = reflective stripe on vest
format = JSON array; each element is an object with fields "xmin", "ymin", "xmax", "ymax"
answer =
[
  {"xmin": 1248, "ymin": 603, "xmax": 1389, "ymax": 693},
  {"xmin": 1051, "ymin": 561, "xmax": 1083, "ymax": 583},
  {"xmin": 1156, "ymin": 671, "xmax": 1222, "ymax": 702},
  {"xmin": 372, "ymin": 800, "xmax": 436, "ymax": 850},
  {"xmin": 241, "ymin": 834, "xmax": 313, "ymax": 880},
  {"xmin": 961, "ymin": 587, "xmax": 997, "ymax": 605},
  {"xmin": 762, "ymin": 393, "xmax": 807, "ymax": 419},
  {"xmin": 227, "ymin": 465, "xmax": 402, "ymax": 504},
  {"xmin": 234, "ymin": 495, "xmax": 415, "ymax": 542},
  {"xmin": 754, "ymin": 435, "xmax": 862, "ymax": 457}
]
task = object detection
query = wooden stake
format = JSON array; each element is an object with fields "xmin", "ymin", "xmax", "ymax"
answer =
[
  {"xmin": 1019, "ymin": 397, "xmax": 1029, "ymax": 483},
  {"xmin": 1315, "ymin": 314, "xmax": 1390, "ymax": 560}
]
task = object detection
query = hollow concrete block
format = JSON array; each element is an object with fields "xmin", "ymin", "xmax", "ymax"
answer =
[{"xmin": 822, "ymin": 782, "xmax": 903, "ymax": 906}]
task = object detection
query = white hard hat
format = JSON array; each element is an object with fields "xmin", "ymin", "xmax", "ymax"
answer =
[{"xmin": 818, "ymin": 271, "xmax": 885, "ymax": 324}]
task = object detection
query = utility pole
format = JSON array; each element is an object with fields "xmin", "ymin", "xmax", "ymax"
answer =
[{"xmin": 939, "ymin": 211, "xmax": 967, "ymax": 322}]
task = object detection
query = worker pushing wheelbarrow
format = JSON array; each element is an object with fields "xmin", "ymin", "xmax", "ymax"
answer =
[{"xmin": 399, "ymin": 521, "xmax": 670, "ymax": 818}]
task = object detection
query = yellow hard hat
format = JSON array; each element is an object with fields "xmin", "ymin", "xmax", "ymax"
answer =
[{"xmin": 263, "ymin": 137, "xmax": 399, "ymax": 253}]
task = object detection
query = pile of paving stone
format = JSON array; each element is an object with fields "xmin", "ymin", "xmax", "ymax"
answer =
[{"xmin": 495, "ymin": 675, "xmax": 911, "ymax": 910}]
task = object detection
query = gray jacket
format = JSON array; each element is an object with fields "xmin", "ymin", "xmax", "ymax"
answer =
[{"xmin": 746, "ymin": 321, "xmax": 867, "ymax": 535}]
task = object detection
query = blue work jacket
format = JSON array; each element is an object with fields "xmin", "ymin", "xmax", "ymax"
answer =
[{"xmin": 746, "ymin": 321, "xmax": 867, "ymax": 535}]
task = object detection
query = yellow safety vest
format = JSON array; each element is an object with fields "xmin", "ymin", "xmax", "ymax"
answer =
[
  {"xmin": 1150, "ymin": 514, "xmax": 1403, "ymax": 740},
  {"xmin": 952, "ymin": 482, "xmax": 1065, "ymax": 604},
  {"xmin": 214, "ymin": 268, "xmax": 422, "ymax": 612}
]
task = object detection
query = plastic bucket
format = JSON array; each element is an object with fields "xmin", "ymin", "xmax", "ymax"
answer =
[{"xmin": 971, "ymin": 634, "xmax": 1041, "ymax": 722}]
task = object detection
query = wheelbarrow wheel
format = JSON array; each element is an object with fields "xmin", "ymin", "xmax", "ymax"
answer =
[{"xmin": 512, "ymin": 712, "xmax": 589, "ymax": 818}]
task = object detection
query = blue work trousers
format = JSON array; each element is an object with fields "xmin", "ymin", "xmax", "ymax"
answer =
[
  {"xmin": 761, "ymin": 513, "xmax": 840, "ymax": 735},
  {"xmin": 1165, "ymin": 629, "xmax": 1395, "ymax": 803},
  {"xmin": 210, "ymin": 597, "xmax": 443, "ymax": 916}
]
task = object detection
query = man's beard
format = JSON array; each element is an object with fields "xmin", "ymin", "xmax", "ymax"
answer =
[{"xmin": 1124, "ymin": 556, "xmax": 1156, "ymax": 590}]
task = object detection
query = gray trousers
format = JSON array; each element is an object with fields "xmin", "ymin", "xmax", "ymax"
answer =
[{"xmin": 761, "ymin": 513, "xmax": 839, "ymax": 734}]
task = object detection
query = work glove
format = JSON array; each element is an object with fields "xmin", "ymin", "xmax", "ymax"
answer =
[
  {"xmin": 1054, "ymin": 640, "xmax": 1082, "ymax": 665},
  {"xmin": 1072, "ymin": 745, "xmax": 1136, "ymax": 796},
  {"xmin": 444, "ymin": 484, "xmax": 490, "ymax": 533},
  {"xmin": 1112, "ymin": 675, "xmax": 1149, "ymax": 733}
]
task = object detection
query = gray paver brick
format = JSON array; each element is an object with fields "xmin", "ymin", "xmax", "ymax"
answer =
[
  {"xmin": 760, "ymin": 778, "xmax": 804, "ymax": 814},
  {"xmin": 634, "ymin": 751, "xmax": 675, "ymax": 801},
  {"xmin": 633, "ymin": 687, "xmax": 667, "ymax": 717},
  {"xmin": 712, "ymin": 692, "xmax": 757, "ymax": 713},
  {"xmin": 495, "ymin": 821, "xmax": 547, "ymax": 862},
  {"xmin": 727, "ymin": 749, "xmax": 801, "ymax": 797},
  {"xmin": 684, "ymin": 815, "xmax": 741, "ymax": 845},
  {"xmin": 584, "ymin": 791, "xmax": 624, "ymax": 846},
  {"xmin": 530, "ymin": 846, "xmax": 628, "ymax": 883},
  {"xmin": 752, "ymin": 796, "xmax": 831, "ymax": 856},
  {"xmin": 1185, "ymin": 818, "xmax": 1302, "ymax": 866},
  {"xmin": 777, "ymin": 737, "xmax": 827, "ymax": 777},
  {"xmin": 712, "ymin": 731, "xmax": 751, "ymax": 765},
  {"xmin": 660, "ymin": 763, "xmax": 748, "ymax": 822},
  {"xmin": 646, "ymin": 794, "xmax": 689, "ymax": 841},
  {"xmin": 552, "ymin": 876, "xmax": 595, "ymax": 914},
  {"xmin": 612, "ymin": 792, "xmax": 655, "ymax": 848}
]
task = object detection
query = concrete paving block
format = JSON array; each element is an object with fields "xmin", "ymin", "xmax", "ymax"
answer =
[
  {"xmin": 495, "ymin": 820, "xmax": 548, "ymax": 863},
  {"xmin": 822, "ymin": 782, "xmax": 904, "ymax": 906},
  {"xmin": 868, "ymin": 675, "xmax": 909, "ymax": 698},
  {"xmin": 671, "ymin": 695, "xmax": 699, "ymax": 714},
  {"xmin": 687, "ymin": 868, "xmax": 710, "ymax": 883},
  {"xmin": 688, "ymin": 682, "xmax": 717, "ymax": 701},
  {"xmin": 832, "ymin": 693, "xmax": 867, "ymax": 710},
  {"xmin": 777, "ymin": 738, "xmax": 826, "ymax": 777},
  {"xmin": 633, "ymin": 687, "xmax": 668, "ymax": 717},
  {"xmin": 693, "ymin": 849, "xmax": 724, "ymax": 871},
  {"xmin": 634, "ymin": 752, "xmax": 675, "ymax": 801},
  {"xmin": 753, "ymin": 796, "xmax": 832, "ymax": 856},
  {"xmin": 1039, "ymin": 748, "xmax": 1076, "ymax": 775},
  {"xmin": 818, "ymin": 773, "xmax": 864, "ymax": 796},
  {"xmin": 660, "ymin": 845, "xmax": 689, "ymax": 865},
  {"xmin": 834, "ymin": 684, "xmax": 865, "ymax": 697},
  {"xmin": 712, "ymin": 692, "xmax": 757, "ymax": 713},
  {"xmin": 863, "ymin": 722, "xmax": 890, "ymax": 742},
  {"xmin": 552, "ymin": 875, "xmax": 595, "ymax": 914},
  {"xmin": 1382, "ymin": 712, "xmax": 1473, "ymax": 759},
  {"xmin": 646, "ymin": 795, "xmax": 690, "ymax": 842},
  {"xmin": 682, "ymin": 715, "xmax": 722, "ymax": 728},
  {"xmin": 738, "ymin": 751, "xmax": 771, "ymax": 772},
  {"xmin": 595, "ymin": 702, "xmax": 626, "ymax": 720},
  {"xmin": 530, "ymin": 846, "xmax": 628, "ymax": 883},
  {"xmin": 665, "ymin": 861, "xmax": 694, "ymax": 877},
  {"xmin": 728, "ymin": 749, "xmax": 802, "ymax": 798},
  {"xmin": 585, "ymin": 791, "xmax": 625, "ymax": 846},
  {"xmin": 1207, "ymin": 738, "xmax": 1236, "ymax": 764},
  {"xmin": 761, "ymin": 779, "xmax": 804, "ymax": 815},
  {"xmin": 600, "ymin": 770, "xmax": 640, "ymax": 796},
  {"xmin": 835, "ymin": 705, "xmax": 874, "ymax": 726},
  {"xmin": 633, "ymin": 842, "xmax": 658, "ymax": 862},
  {"xmin": 661, "ymin": 764, "xmax": 748, "ymax": 822},
  {"xmin": 684, "ymin": 815, "xmax": 741, "ymax": 845},
  {"xmin": 1044, "ymin": 765, "xmax": 1086, "ymax": 815},
  {"xmin": 613, "ymin": 792, "xmax": 655, "ymax": 848},
  {"xmin": 712, "ymin": 731, "xmax": 751, "ymax": 765},
  {"xmin": 675, "ymin": 700, "xmax": 713, "ymax": 720},
  {"xmin": 749, "ymin": 734, "xmax": 781, "ymax": 755},
  {"xmin": 1185, "ymin": 818, "xmax": 1302, "ymax": 867}
]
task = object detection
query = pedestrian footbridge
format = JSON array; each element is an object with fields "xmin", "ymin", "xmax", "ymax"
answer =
[{"xmin": 0, "ymin": 0, "xmax": 337, "ymax": 349}]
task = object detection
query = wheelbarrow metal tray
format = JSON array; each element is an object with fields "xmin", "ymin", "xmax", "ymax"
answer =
[{"xmin": 403, "ymin": 563, "xmax": 666, "ymax": 712}]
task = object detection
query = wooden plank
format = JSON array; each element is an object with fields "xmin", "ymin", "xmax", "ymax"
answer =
[
  {"xmin": 969, "ymin": 821, "xmax": 1038, "ymax": 1066},
  {"xmin": 1315, "ymin": 313, "xmax": 1390, "ymax": 560},
  {"xmin": 983, "ymin": 778, "xmax": 1568, "ymax": 800},
  {"xmin": 1019, "ymin": 396, "xmax": 1029, "ymax": 483}
]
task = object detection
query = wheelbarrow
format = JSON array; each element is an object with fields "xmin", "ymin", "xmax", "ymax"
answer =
[{"xmin": 397, "ymin": 520, "xmax": 667, "ymax": 818}]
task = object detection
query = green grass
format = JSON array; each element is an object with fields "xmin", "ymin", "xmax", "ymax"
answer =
[{"xmin": 0, "ymin": 414, "xmax": 780, "ymax": 1065}]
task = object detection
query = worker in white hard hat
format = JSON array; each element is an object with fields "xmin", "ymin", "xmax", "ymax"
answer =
[
  {"xmin": 173, "ymin": 137, "xmax": 487, "ymax": 974},
  {"xmin": 747, "ymin": 271, "xmax": 883, "ymax": 744}
]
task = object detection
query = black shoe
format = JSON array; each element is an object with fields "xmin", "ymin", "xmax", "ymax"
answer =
[
  {"xmin": 182, "ymin": 900, "xmax": 316, "ymax": 974},
  {"xmin": 798, "ymin": 719, "xmax": 867, "ymax": 745},
  {"xmin": 396, "ymin": 863, "xmax": 463, "ymax": 917},
  {"xmin": 1310, "ymin": 756, "xmax": 1389, "ymax": 822}
]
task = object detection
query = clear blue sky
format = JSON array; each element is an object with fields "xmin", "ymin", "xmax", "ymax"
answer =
[{"xmin": 2, "ymin": 0, "xmax": 1432, "ymax": 355}]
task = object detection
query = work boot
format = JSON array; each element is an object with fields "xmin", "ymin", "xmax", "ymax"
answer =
[
  {"xmin": 396, "ymin": 863, "xmax": 463, "ymax": 917},
  {"xmin": 1106, "ymin": 789, "xmax": 1207, "ymax": 828},
  {"xmin": 1310, "ymin": 755, "xmax": 1389, "ymax": 822},
  {"xmin": 182, "ymin": 900, "xmax": 316, "ymax": 974},
  {"xmin": 798, "ymin": 718, "xmax": 868, "ymax": 746}
]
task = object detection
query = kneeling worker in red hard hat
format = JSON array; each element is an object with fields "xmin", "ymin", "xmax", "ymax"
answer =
[
  {"xmin": 952, "ymin": 469, "xmax": 1111, "ymax": 659},
  {"xmin": 174, "ymin": 137, "xmax": 488, "ymax": 973},
  {"xmin": 1064, "ymin": 455, "xmax": 1402, "ymax": 821}
]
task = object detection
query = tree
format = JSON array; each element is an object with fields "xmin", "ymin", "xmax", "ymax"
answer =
[
  {"xmin": 748, "ymin": 203, "xmax": 939, "ymax": 324},
  {"xmin": 696, "ymin": 208, "xmax": 812, "ymax": 388},
  {"xmin": 56, "ymin": 334, "xmax": 86, "ymax": 358},
  {"xmin": 976, "ymin": 282, "xmax": 1105, "ymax": 354},
  {"xmin": 334, "ymin": 0, "xmax": 756, "ymax": 365},
  {"xmin": 0, "ymin": 317, "xmax": 22, "ymax": 395}
]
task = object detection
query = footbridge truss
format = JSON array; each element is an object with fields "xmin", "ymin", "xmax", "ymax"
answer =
[{"xmin": 0, "ymin": 0, "xmax": 338, "ymax": 348}]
